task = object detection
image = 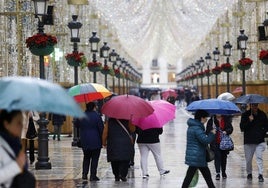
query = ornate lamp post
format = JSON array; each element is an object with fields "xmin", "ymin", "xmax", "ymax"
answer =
[
  {"xmin": 109, "ymin": 49, "xmax": 117, "ymax": 92},
  {"xmin": 32, "ymin": 0, "xmax": 51, "ymax": 170},
  {"xmin": 116, "ymin": 55, "xmax": 121, "ymax": 94},
  {"xmin": 213, "ymin": 47, "xmax": 220, "ymax": 97},
  {"xmin": 100, "ymin": 42, "xmax": 110, "ymax": 88},
  {"xmin": 199, "ymin": 57, "xmax": 205, "ymax": 98},
  {"xmin": 205, "ymin": 53, "xmax": 211, "ymax": 99},
  {"xmin": 68, "ymin": 15, "xmax": 82, "ymax": 147},
  {"xmin": 237, "ymin": 30, "xmax": 248, "ymax": 95},
  {"xmin": 89, "ymin": 32, "xmax": 100, "ymax": 83},
  {"xmin": 121, "ymin": 58, "xmax": 128, "ymax": 94},
  {"xmin": 223, "ymin": 41, "xmax": 232, "ymax": 92},
  {"xmin": 194, "ymin": 61, "xmax": 200, "ymax": 93},
  {"xmin": 68, "ymin": 15, "xmax": 82, "ymax": 86}
]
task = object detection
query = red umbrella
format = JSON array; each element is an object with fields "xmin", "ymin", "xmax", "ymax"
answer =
[
  {"xmin": 232, "ymin": 86, "xmax": 243, "ymax": 94},
  {"xmin": 101, "ymin": 95, "xmax": 154, "ymax": 120},
  {"xmin": 161, "ymin": 89, "xmax": 178, "ymax": 100},
  {"xmin": 132, "ymin": 100, "xmax": 176, "ymax": 130}
]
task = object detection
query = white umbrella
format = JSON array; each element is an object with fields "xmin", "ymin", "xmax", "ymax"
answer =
[{"xmin": 217, "ymin": 92, "xmax": 235, "ymax": 101}]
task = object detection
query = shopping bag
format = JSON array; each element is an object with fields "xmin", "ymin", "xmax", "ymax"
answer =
[
  {"xmin": 206, "ymin": 146, "xmax": 215, "ymax": 162},
  {"xmin": 189, "ymin": 170, "xmax": 199, "ymax": 187}
]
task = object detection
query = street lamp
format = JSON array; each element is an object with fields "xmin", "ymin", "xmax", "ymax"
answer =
[
  {"xmin": 205, "ymin": 53, "xmax": 211, "ymax": 99},
  {"xmin": 199, "ymin": 57, "xmax": 205, "ymax": 99},
  {"xmin": 68, "ymin": 15, "xmax": 82, "ymax": 147},
  {"xmin": 213, "ymin": 47, "xmax": 220, "ymax": 97},
  {"xmin": 237, "ymin": 29, "xmax": 248, "ymax": 95},
  {"xmin": 109, "ymin": 49, "xmax": 117, "ymax": 93},
  {"xmin": 32, "ymin": 0, "xmax": 51, "ymax": 170},
  {"xmin": 116, "ymin": 55, "xmax": 121, "ymax": 94},
  {"xmin": 223, "ymin": 41, "xmax": 232, "ymax": 92},
  {"xmin": 121, "ymin": 58, "xmax": 128, "ymax": 94},
  {"xmin": 194, "ymin": 61, "xmax": 200, "ymax": 93},
  {"xmin": 89, "ymin": 32, "xmax": 100, "ymax": 83},
  {"xmin": 100, "ymin": 42, "xmax": 110, "ymax": 88}
]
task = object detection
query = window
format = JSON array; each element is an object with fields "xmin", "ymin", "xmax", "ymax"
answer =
[
  {"xmin": 168, "ymin": 72, "xmax": 176, "ymax": 82},
  {"xmin": 151, "ymin": 73, "xmax": 160, "ymax": 83}
]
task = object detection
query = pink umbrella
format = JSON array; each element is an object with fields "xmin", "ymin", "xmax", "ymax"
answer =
[
  {"xmin": 101, "ymin": 94, "xmax": 154, "ymax": 120},
  {"xmin": 161, "ymin": 89, "xmax": 178, "ymax": 100},
  {"xmin": 132, "ymin": 100, "xmax": 176, "ymax": 130}
]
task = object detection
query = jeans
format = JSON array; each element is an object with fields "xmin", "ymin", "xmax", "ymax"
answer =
[
  {"xmin": 182, "ymin": 166, "xmax": 215, "ymax": 188},
  {"xmin": 214, "ymin": 145, "xmax": 228, "ymax": 174}
]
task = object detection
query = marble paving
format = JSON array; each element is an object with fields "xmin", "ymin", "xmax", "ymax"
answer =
[{"xmin": 28, "ymin": 106, "xmax": 268, "ymax": 188}]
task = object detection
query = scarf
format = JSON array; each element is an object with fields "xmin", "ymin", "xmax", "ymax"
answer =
[{"xmin": 0, "ymin": 131, "xmax": 22, "ymax": 157}]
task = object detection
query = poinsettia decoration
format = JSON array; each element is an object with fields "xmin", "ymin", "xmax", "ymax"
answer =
[
  {"xmin": 259, "ymin": 50, "xmax": 268, "ymax": 60},
  {"xmin": 204, "ymin": 69, "xmax": 211, "ymax": 76},
  {"xmin": 221, "ymin": 62, "xmax": 233, "ymax": 73},
  {"xmin": 114, "ymin": 68, "xmax": 124, "ymax": 78},
  {"xmin": 212, "ymin": 66, "xmax": 222, "ymax": 75},
  {"xmin": 87, "ymin": 62, "xmax": 102, "ymax": 72},
  {"xmin": 101, "ymin": 65, "xmax": 115, "ymax": 76},
  {"xmin": 26, "ymin": 33, "xmax": 57, "ymax": 49},
  {"xmin": 65, "ymin": 52, "xmax": 87, "ymax": 69},
  {"xmin": 238, "ymin": 58, "xmax": 253, "ymax": 66}
]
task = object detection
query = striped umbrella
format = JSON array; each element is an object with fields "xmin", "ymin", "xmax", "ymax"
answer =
[{"xmin": 68, "ymin": 83, "xmax": 112, "ymax": 103}]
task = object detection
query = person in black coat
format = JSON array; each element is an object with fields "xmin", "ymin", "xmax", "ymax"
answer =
[
  {"xmin": 206, "ymin": 115, "xmax": 233, "ymax": 180},
  {"xmin": 48, "ymin": 113, "xmax": 66, "ymax": 141},
  {"xmin": 135, "ymin": 127, "xmax": 169, "ymax": 179},
  {"xmin": 240, "ymin": 103, "xmax": 268, "ymax": 182},
  {"xmin": 77, "ymin": 102, "xmax": 104, "ymax": 181},
  {"xmin": 102, "ymin": 118, "xmax": 135, "ymax": 182}
]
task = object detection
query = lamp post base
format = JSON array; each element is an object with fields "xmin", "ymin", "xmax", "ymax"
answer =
[{"xmin": 35, "ymin": 161, "xmax": 52, "ymax": 170}]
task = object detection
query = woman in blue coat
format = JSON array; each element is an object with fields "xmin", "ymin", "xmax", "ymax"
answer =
[
  {"xmin": 77, "ymin": 102, "xmax": 104, "ymax": 181},
  {"xmin": 182, "ymin": 110, "xmax": 216, "ymax": 188}
]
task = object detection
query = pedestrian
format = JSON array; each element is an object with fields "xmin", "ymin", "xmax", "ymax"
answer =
[
  {"xmin": 102, "ymin": 118, "xmax": 135, "ymax": 182},
  {"xmin": 240, "ymin": 103, "xmax": 268, "ymax": 182},
  {"xmin": 182, "ymin": 110, "xmax": 216, "ymax": 188},
  {"xmin": 206, "ymin": 114, "xmax": 233, "ymax": 180},
  {"xmin": 76, "ymin": 102, "xmax": 104, "ymax": 181},
  {"xmin": 48, "ymin": 113, "xmax": 66, "ymax": 141},
  {"xmin": 0, "ymin": 110, "xmax": 35, "ymax": 187},
  {"xmin": 135, "ymin": 127, "xmax": 170, "ymax": 179}
]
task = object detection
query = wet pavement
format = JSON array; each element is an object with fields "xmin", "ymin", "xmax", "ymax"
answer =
[{"xmin": 28, "ymin": 105, "xmax": 268, "ymax": 188}]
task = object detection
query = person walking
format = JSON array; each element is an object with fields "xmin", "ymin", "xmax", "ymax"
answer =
[
  {"xmin": 76, "ymin": 102, "xmax": 104, "ymax": 181},
  {"xmin": 102, "ymin": 118, "xmax": 135, "ymax": 182},
  {"xmin": 240, "ymin": 103, "xmax": 268, "ymax": 182},
  {"xmin": 206, "ymin": 114, "xmax": 233, "ymax": 180},
  {"xmin": 135, "ymin": 127, "xmax": 170, "ymax": 179},
  {"xmin": 0, "ymin": 110, "xmax": 35, "ymax": 187},
  {"xmin": 48, "ymin": 113, "xmax": 66, "ymax": 141},
  {"xmin": 182, "ymin": 110, "xmax": 216, "ymax": 188}
]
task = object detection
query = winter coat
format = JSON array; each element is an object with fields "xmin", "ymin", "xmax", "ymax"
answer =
[
  {"xmin": 185, "ymin": 118, "xmax": 215, "ymax": 167},
  {"xmin": 136, "ymin": 127, "xmax": 163, "ymax": 143},
  {"xmin": 206, "ymin": 115, "xmax": 233, "ymax": 150},
  {"xmin": 102, "ymin": 118, "xmax": 134, "ymax": 162},
  {"xmin": 0, "ymin": 136, "xmax": 21, "ymax": 187},
  {"xmin": 48, "ymin": 113, "xmax": 66, "ymax": 126},
  {"xmin": 240, "ymin": 108, "xmax": 268, "ymax": 144},
  {"xmin": 77, "ymin": 110, "xmax": 104, "ymax": 150}
]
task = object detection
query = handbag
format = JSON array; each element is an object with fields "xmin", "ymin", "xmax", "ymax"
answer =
[
  {"xmin": 206, "ymin": 146, "xmax": 215, "ymax": 162},
  {"xmin": 220, "ymin": 133, "xmax": 234, "ymax": 151},
  {"xmin": 26, "ymin": 117, "xmax": 37, "ymax": 139}
]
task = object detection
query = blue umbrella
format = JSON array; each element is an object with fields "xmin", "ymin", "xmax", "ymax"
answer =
[
  {"xmin": 0, "ymin": 76, "xmax": 84, "ymax": 117},
  {"xmin": 186, "ymin": 99, "xmax": 241, "ymax": 115},
  {"xmin": 233, "ymin": 94, "xmax": 268, "ymax": 104}
]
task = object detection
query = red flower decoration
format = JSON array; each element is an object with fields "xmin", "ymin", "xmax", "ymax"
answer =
[
  {"xmin": 259, "ymin": 50, "xmax": 268, "ymax": 60},
  {"xmin": 87, "ymin": 62, "xmax": 102, "ymax": 68},
  {"xmin": 26, "ymin": 33, "xmax": 57, "ymax": 49},
  {"xmin": 238, "ymin": 58, "xmax": 253, "ymax": 66},
  {"xmin": 212, "ymin": 66, "xmax": 222, "ymax": 75},
  {"xmin": 65, "ymin": 52, "xmax": 84, "ymax": 62},
  {"xmin": 221, "ymin": 63, "xmax": 232, "ymax": 69}
]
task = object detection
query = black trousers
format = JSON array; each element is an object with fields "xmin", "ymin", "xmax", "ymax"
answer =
[
  {"xmin": 182, "ymin": 166, "xmax": 215, "ymax": 188},
  {"xmin": 214, "ymin": 145, "xmax": 228, "ymax": 174},
  {"xmin": 29, "ymin": 140, "xmax": 35, "ymax": 163},
  {"xmin": 111, "ymin": 160, "xmax": 129, "ymax": 178},
  {"xmin": 82, "ymin": 148, "xmax": 101, "ymax": 178}
]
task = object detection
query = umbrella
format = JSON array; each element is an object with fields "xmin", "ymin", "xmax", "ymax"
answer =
[
  {"xmin": 132, "ymin": 100, "xmax": 176, "ymax": 130},
  {"xmin": 0, "ymin": 76, "xmax": 84, "ymax": 117},
  {"xmin": 217, "ymin": 92, "xmax": 235, "ymax": 101},
  {"xmin": 186, "ymin": 99, "xmax": 241, "ymax": 115},
  {"xmin": 233, "ymin": 94, "xmax": 268, "ymax": 104},
  {"xmin": 101, "ymin": 94, "xmax": 154, "ymax": 120},
  {"xmin": 68, "ymin": 83, "xmax": 112, "ymax": 103},
  {"xmin": 161, "ymin": 89, "xmax": 178, "ymax": 100}
]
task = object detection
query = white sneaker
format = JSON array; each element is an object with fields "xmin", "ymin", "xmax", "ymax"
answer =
[{"xmin": 160, "ymin": 170, "xmax": 170, "ymax": 176}]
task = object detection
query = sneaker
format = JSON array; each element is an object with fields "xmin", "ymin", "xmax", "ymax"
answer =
[
  {"xmin": 160, "ymin": 170, "xmax": 170, "ymax": 175},
  {"xmin": 247, "ymin": 174, "xmax": 252, "ymax": 180},
  {"xmin": 120, "ymin": 177, "xmax": 127, "ymax": 182},
  {"xmin": 142, "ymin": 174, "xmax": 149, "ymax": 179},
  {"xmin": 222, "ymin": 172, "xmax": 227, "ymax": 179},
  {"xmin": 216, "ymin": 174, "xmax": 220, "ymax": 180},
  {"xmin": 90, "ymin": 176, "xmax": 100, "ymax": 181},
  {"xmin": 258, "ymin": 174, "xmax": 264, "ymax": 182}
]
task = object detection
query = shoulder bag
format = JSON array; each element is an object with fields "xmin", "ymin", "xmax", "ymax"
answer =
[
  {"xmin": 116, "ymin": 119, "xmax": 134, "ymax": 144},
  {"xmin": 220, "ymin": 133, "xmax": 234, "ymax": 151},
  {"xmin": 206, "ymin": 146, "xmax": 215, "ymax": 162}
]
